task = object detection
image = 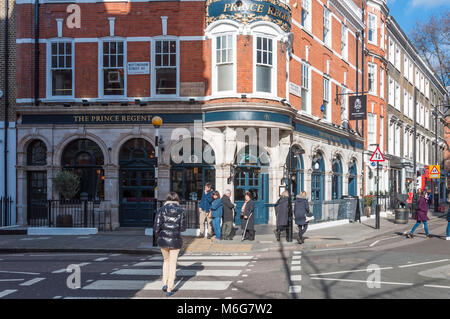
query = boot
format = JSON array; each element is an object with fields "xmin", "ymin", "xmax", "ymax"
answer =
[{"xmin": 276, "ymin": 230, "xmax": 281, "ymax": 241}]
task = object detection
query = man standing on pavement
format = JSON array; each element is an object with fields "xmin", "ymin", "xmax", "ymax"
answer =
[
  {"xmin": 221, "ymin": 189, "xmax": 235, "ymax": 240},
  {"xmin": 199, "ymin": 182, "xmax": 214, "ymax": 238}
]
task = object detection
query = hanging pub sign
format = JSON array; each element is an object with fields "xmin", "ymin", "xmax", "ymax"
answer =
[{"xmin": 348, "ymin": 95, "xmax": 367, "ymax": 120}]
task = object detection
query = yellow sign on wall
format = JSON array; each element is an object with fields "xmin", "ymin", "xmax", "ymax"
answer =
[{"xmin": 429, "ymin": 165, "xmax": 440, "ymax": 179}]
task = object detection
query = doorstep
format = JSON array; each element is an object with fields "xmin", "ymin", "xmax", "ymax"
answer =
[{"xmin": 27, "ymin": 227, "xmax": 98, "ymax": 236}]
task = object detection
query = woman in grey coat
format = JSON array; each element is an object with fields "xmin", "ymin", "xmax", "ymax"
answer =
[
  {"xmin": 274, "ymin": 191, "xmax": 289, "ymax": 241},
  {"xmin": 293, "ymin": 191, "xmax": 313, "ymax": 244}
]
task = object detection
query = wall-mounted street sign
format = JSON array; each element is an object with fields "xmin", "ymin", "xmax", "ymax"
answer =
[
  {"xmin": 127, "ymin": 62, "xmax": 150, "ymax": 75},
  {"xmin": 429, "ymin": 165, "xmax": 440, "ymax": 179},
  {"xmin": 349, "ymin": 95, "xmax": 367, "ymax": 120},
  {"xmin": 370, "ymin": 146, "xmax": 385, "ymax": 162}
]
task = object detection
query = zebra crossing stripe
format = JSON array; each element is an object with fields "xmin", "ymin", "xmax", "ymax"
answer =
[
  {"xmin": 52, "ymin": 262, "xmax": 90, "ymax": 274},
  {"xmin": 292, "ymin": 260, "xmax": 301, "ymax": 265},
  {"xmin": 289, "ymin": 286, "xmax": 302, "ymax": 293},
  {"xmin": 291, "ymin": 266, "xmax": 301, "ymax": 272},
  {"xmin": 111, "ymin": 269, "xmax": 242, "ymax": 277},
  {"xmin": 149, "ymin": 255, "xmax": 253, "ymax": 261},
  {"xmin": 82, "ymin": 280, "xmax": 233, "ymax": 291},
  {"xmin": 20, "ymin": 277, "xmax": 46, "ymax": 286},
  {"xmin": 0, "ymin": 290, "xmax": 17, "ymax": 298},
  {"xmin": 134, "ymin": 261, "xmax": 250, "ymax": 267},
  {"xmin": 292, "ymin": 255, "xmax": 301, "ymax": 260}
]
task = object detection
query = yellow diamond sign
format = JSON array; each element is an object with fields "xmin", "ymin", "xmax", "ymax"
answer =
[{"xmin": 429, "ymin": 165, "xmax": 440, "ymax": 179}]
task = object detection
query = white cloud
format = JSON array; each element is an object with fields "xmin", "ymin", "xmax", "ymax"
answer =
[{"xmin": 411, "ymin": 0, "xmax": 449, "ymax": 7}]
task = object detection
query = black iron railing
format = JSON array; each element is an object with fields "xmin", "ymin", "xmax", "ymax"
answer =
[
  {"xmin": 156, "ymin": 200, "xmax": 199, "ymax": 229},
  {"xmin": 28, "ymin": 200, "xmax": 112, "ymax": 231},
  {"xmin": 1, "ymin": 197, "xmax": 14, "ymax": 227}
]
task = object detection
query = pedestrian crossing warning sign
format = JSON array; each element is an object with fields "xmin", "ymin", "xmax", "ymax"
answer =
[
  {"xmin": 369, "ymin": 146, "xmax": 385, "ymax": 162},
  {"xmin": 429, "ymin": 165, "xmax": 440, "ymax": 179}
]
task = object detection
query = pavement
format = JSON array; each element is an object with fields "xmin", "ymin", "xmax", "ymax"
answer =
[{"xmin": 0, "ymin": 211, "xmax": 447, "ymax": 255}]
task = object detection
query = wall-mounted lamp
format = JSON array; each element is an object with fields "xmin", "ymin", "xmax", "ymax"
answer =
[
  {"xmin": 241, "ymin": 94, "xmax": 247, "ymax": 101},
  {"xmin": 189, "ymin": 98, "xmax": 195, "ymax": 104},
  {"xmin": 82, "ymin": 99, "xmax": 90, "ymax": 106}
]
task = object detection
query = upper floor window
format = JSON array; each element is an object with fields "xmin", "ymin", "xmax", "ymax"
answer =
[
  {"xmin": 425, "ymin": 80, "xmax": 429, "ymax": 99},
  {"xmin": 341, "ymin": 24, "xmax": 348, "ymax": 60},
  {"xmin": 341, "ymin": 86, "xmax": 348, "ymax": 125},
  {"xmin": 323, "ymin": 77, "xmax": 330, "ymax": 120},
  {"xmin": 395, "ymin": 82, "xmax": 400, "ymax": 109},
  {"xmin": 379, "ymin": 67, "xmax": 384, "ymax": 99},
  {"xmin": 50, "ymin": 42, "xmax": 73, "ymax": 97},
  {"xmin": 388, "ymin": 76, "xmax": 394, "ymax": 106},
  {"xmin": 301, "ymin": 63, "xmax": 310, "ymax": 112},
  {"xmin": 155, "ymin": 40, "xmax": 177, "ymax": 95},
  {"xmin": 323, "ymin": 8, "xmax": 331, "ymax": 47},
  {"xmin": 380, "ymin": 21, "xmax": 384, "ymax": 48},
  {"xmin": 301, "ymin": 0, "xmax": 311, "ymax": 31},
  {"xmin": 404, "ymin": 56, "xmax": 409, "ymax": 80},
  {"xmin": 368, "ymin": 113, "xmax": 377, "ymax": 146},
  {"xmin": 395, "ymin": 45, "xmax": 401, "ymax": 70},
  {"xmin": 389, "ymin": 39, "xmax": 395, "ymax": 64},
  {"xmin": 102, "ymin": 41, "xmax": 125, "ymax": 96},
  {"xmin": 368, "ymin": 13, "xmax": 377, "ymax": 45},
  {"xmin": 368, "ymin": 62, "xmax": 377, "ymax": 95},
  {"xmin": 409, "ymin": 60, "xmax": 413, "ymax": 82},
  {"xmin": 255, "ymin": 37, "xmax": 273, "ymax": 93},
  {"xmin": 215, "ymin": 35, "xmax": 234, "ymax": 92}
]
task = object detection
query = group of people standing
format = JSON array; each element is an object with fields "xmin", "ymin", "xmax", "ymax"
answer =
[
  {"xmin": 274, "ymin": 191, "xmax": 314, "ymax": 244},
  {"xmin": 198, "ymin": 183, "xmax": 256, "ymax": 242},
  {"xmin": 406, "ymin": 189, "xmax": 450, "ymax": 240}
]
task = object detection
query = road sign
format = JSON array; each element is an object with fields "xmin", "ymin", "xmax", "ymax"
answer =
[
  {"xmin": 429, "ymin": 165, "xmax": 440, "ymax": 179},
  {"xmin": 370, "ymin": 147, "xmax": 385, "ymax": 162}
]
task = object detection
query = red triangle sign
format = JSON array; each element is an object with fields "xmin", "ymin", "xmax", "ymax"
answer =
[{"xmin": 370, "ymin": 147, "xmax": 385, "ymax": 162}]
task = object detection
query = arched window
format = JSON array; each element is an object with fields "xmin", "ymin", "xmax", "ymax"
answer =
[
  {"xmin": 61, "ymin": 139, "xmax": 105, "ymax": 200},
  {"xmin": 331, "ymin": 156, "xmax": 343, "ymax": 199},
  {"xmin": 348, "ymin": 160, "xmax": 357, "ymax": 196},
  {"xmin": 27, "ymin": 140, "xmax": 47, "ymax": 166},
  {"xmin": 286, "ymin": 145, "xmax": 304, "ymax": 196},
  {"xmin": 311, "ymin": 152, "xmax": 325, "ymax": 201},
  {"xmin": 119, "ymin": 138, "xmax": 155, "ymax": 165},
  {"xmin": 170, "ymin": 138, "xmax": 215, "ymax": 201}
]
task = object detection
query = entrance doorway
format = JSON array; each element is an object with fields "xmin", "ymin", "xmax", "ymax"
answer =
[{"xmin": 119, "ymin": 139, "xmax": 156, "ymax": 227}]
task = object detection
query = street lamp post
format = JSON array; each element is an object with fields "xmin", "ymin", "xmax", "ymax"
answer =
[
  {"xmin": 370, "ymin": 143, "xmax": 380, "ymax": 229},
  {"xmin": 152, "ymin": 116, "xmax": 163, "ymax": 247}
]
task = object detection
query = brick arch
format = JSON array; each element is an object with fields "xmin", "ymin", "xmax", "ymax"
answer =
[
  {"xmin": 112, "ymin": 134, "xmax": 156, "ymax": 167},
  {"xmin": 54, "ymin": 133, "xmax": 108, "ymax": 167}
]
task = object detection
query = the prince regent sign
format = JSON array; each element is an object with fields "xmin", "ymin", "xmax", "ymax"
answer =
[{"xmin": 206, "ymin": 0, "xmax": 292, "ymax": 32}]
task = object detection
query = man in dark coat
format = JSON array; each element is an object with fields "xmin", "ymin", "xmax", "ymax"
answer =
[
  {"xmin": 242, "ymin": 192, "xmax": 255, "ymax": 241},
  {"xmin": 274, "ymin": 191, "xmax": 289, "ymax": 241},
  {"xmin": 294, "ymin": 191, "xmax": 313, "ymax": 244},
  {"xmin": 221, "ymin": 189, "xmax": 235, "ymax": 240}
]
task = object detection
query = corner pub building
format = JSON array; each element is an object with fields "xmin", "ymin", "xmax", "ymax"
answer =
[{"xmin": 16, "ymin": 0, "xmax": 365, "ymax": 229}]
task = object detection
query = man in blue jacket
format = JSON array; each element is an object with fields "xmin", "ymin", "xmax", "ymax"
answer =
[{"xmin": 199, "ymin": 182, "xmax": 214, "ymax": 238}]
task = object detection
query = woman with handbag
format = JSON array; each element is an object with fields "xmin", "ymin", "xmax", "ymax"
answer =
[
  {"xmin": 294, "ymin": 191, "xmax": 313, "ymax": 244},
  {"xmin": 154, "ymin": 192, "xmax": 186, "ymax": 297},
  {"xmin": 407, "ymin": 190, "xmax": 431, "ymax": 239}
]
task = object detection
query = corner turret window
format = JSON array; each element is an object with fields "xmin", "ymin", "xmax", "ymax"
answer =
[
  {"xmin": 215, "ymin": 34, "xmax": 234, "ymax": 92},
  {"xmin": 255, "ymin": 37, "xmax": 273, "ymax": 93}
]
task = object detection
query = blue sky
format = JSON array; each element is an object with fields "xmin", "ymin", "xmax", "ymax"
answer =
[{"xmin": 387, "ymin": 0, "xmax": 449, "ymax": 36}]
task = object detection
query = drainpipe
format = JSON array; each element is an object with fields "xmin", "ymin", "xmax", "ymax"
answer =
[
  {"xmin": 34, "ymin": 0, "xmax": 39, "ymax": 106},
  {"xmin": 361, "ymin": 3, "xmax": 366, "ymax": 197},
  {"xmin": 3, "ymin": 0, "xmax": 9, "ymax": 225}
]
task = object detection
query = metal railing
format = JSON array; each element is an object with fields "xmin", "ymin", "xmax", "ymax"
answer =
[
  {"xmin": 28, "ymin": 200, "xmax": 112, "ymax": 231},
  {"xmin": 156, "ymin": 200, "xmax": 199, "ymax": 229},
  {"xmin": 1, "ymin": 197, "xmax": 14, "ymax": 227}
]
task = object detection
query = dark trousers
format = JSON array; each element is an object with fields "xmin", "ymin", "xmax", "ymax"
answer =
[
  {"xmin": 244, "ymin": 229, "xmax": 255, "ymax": 241},
  {"xmin": 276, "ymin": 225, "xmax": 288, "ymax": 239},
  {"xmin": 297, "ymin": 224, "xmax": 308, "ymax": 239}
]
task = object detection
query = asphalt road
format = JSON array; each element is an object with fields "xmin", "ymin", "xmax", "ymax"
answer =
[{"xmin": 0, "ymin": 221, "xmax": 448, "ymax": 299}]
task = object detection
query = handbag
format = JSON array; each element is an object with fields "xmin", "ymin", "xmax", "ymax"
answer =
[{"xmin": 305, "ymin": 213, "xmax": 315, "ymax": 222}]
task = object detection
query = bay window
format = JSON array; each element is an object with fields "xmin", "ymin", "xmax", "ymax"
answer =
[
  {"xmin": 216, "ymin": 34, "xmax": 234, "ymax": 92},
  {"xmin": 255, "ymin": 36, "xmax": 273, "ymax": 93}
]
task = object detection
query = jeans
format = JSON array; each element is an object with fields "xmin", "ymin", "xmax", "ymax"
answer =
[
  {"xmin": 212, "ymin": 218, "xmax": 221, "ymax": 239},
  {"xmin": 446, "ymin": 222, "xmax": 450, "ymax": 238},
  {"xmin": 160, "ymin": 248, "xmax": 180, "ymax": 292},
  {"xmin": 410, "ymin": 221, "xmax": 429, "ymax": 235}
]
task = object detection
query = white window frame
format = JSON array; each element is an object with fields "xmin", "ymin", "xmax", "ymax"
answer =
[
  {"xmin": 323, "ymin": 8, "xmax": 331, "ymax": 48},
  {"xmin": 404, "ymin": 56, "xmax": 408, "ymax": 80},
  {"xmin": 403, "ymin": 89, "xmax": 408, "ymax": 117},
  {"xmin": 403, "ymin": 127, "xmax": 408, "ymax": 159},
  {"xmin": 212, "ymin": 33, "xmax": 237, "ymax": 95},
  {"xmin": 394, "ymin": 124, "xmax": 401, "ymax": 157},
  {"xmin": 46, "ymin": 39, "xmax": 75, "ymax": 100},
  {"xmin": 389, "ymin": 39, "xmax": 395, "ymax": 64},
  {"xmin": 98, "ymin": 38, "xmax": 127, "ymax": 99},
  {"xmin": 341, "ymin": 24, "xmax": 348, "ymax": 60},
  {"xmin": 395, "ymin": 81, "xmax": 400, "ymax": 110},
  {"xmin": 425, "ymin": 80, "xmax": 429, "ymax": 99},
  {"xmin": 379, "ymin": 67, "xmax": 384, "ymax": 99},
  {"xmin": 388, "ymin": 121, "xmax": 394, "ymax": 155},
  {"xmin": 368, "ymin": 13, "xmax": 377, "ymax": 45},
  {"xmin": 368, "ymin": 62, "xmax": 377, "ymax": 96},
  {"xmin": 151, "ymin": 37, "xmax": 180, "ymax": 97},
  {"xmin": 301, "ymin": 62, "xmax": 311, "ymax": 114},
  {"xmin": 395, "ymin": 45, "xmax": 401, "ymax": 70},
  {"xmin": 388, "ymin": 76, "xmax": 394, "ymax": 106},
  {"xmin": 409, "ymin": 60, "xmax": 413, "ymax": 83},
  {"xmin": 379, "ymin": 116, "xmax": 384, "ymax": 152},
  {"xmin": 253, "ymin": 34, "xmax": 277, "ymax": 96},
  {"xmin": 301, "ymin": 0, "xmax": 312, "ymax": 32},
  {"xmin": 322, "ymin": 77, "xmax": 331, "ymax": 121},
  {"xmin": 341, "ymin": 86, "xmax": 348, "ymax": 125},
  {"xmin": 408, "ymin": 93, "xmax": 413, "ymax": 120},
  {"xmin": 368, "ymin": 113, "xmax": 377, "ymax": 148}
]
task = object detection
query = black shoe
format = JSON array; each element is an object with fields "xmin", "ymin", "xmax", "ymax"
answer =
[
  {"xmin": 426, "ymin": 234, "xmax": 432, "ymax": 238},
  {"xmin": 199, "ymin": 233, "xmax": 204, "ymax": 238},
  {"xmin": 406, "ymin": 233, "xmax": 414, "ymax": 239}
]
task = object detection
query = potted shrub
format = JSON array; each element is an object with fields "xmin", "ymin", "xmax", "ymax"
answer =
[
  {"xmin": 53, "ymin": 171, "xmax": 80, "ymax": 227},
  {"xmin": 364, "ymin": 195, "xmax": 373, "ymax": 217}
]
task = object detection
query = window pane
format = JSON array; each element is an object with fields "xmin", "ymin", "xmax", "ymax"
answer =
[
  {"xmin": 103, "ymin": 55, "xmax": 109, "ymax": 68},
  {"xmin": 163, "ymin": 41, "xmax": 168, "ymax": 53},
  {"xmin": 216, "ymin": 37, "xmax": 221, "ymax": 50},
  {"xmin": 58, "ymin": 42, "xmax": 65, "ymax": 54},
  {"xmin": 66, "ymin": 43, "xmax": 71, "ymax": 54},
  {"xmin": 52, "ymin": 70, "xmax": 72, "ymax": 96},
  {"xmin": 170, "ymin": 41, "xmax": 176, "ymax": 53},
  {"xmin": 52, "ymin": 55, "xmax": 57, "ymax": 68},
  {"xmin": 156, "ymin": 68, "xmax": 177, "ymax": 95},
  {"xmin": 52, "ymin": 43, "xmax": 57, "ymax": 55},
  {"xmin": 118, "ymin": 42, "xmax": 123, "ymax": 54},
  {"xmin": 118, "ymin": 54, "xmax": 123, "ymax": 67},
  {"xmin": 103, "ymin": 42, "xmax": 109, "ymax": 54},
  {"xmin": 66, "ymin": 55, "xmax": 71, "ymax": 68},
  {"xmin": 256, "ymin": 65, "xmax": 271, "ymax": 93},
  {"xmin": 156, "ymin": 54, "xmax": 161, "ymax": 67},
  {"xmin": 218, "ymin": 64, "xmax": 233, "ymax": 91},
  {"xmin": 59, "ymin": 55, "xmax": 64, "ymax": 67},
  {"xmin": 156, "ymin": 41, "xmax": 161, "ymax": 53},
  {"xmin": 104, "ymin": 69, "xmax": 124, "ymax": 95},
  {"xmin": 163, "ymin": 54, "xmax": 168, "ymax": 66},
  {"xmin": 170, "ymin": 53, "xmax": 176, "ymax": 66},
  {"xmin": 110, "ymin": 42, "xmax": 116, "ymax": 54}
]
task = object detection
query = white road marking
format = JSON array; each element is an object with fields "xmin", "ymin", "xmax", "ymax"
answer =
[
  {"xmin": 291, "ymin": 266, "xmax": 302, "ymax": 271},
  {"xmin": 293, "ymin": 251, "xmax": 302, "ymax": 255},
  {"xmin": 292, "ymin": 260, "xmax": 301, "ymax": 265},
  {"xmin": 309, "ymin": 246, "xmax": 368, "ymax": 252},
  {"xmin": 83, "ymin": 280, "xmax": 233, "ymax": 291},
  {"xmin": 289, "ymin": 286, "xmax": 302, "ymax": 293},
  {"xmin": 369, "ymin": 240, "xmax": 380, "ymax": 247},
  {"xmin": 369, "ymin": 236, "xmax": 400, "ymax": 247},
  {"xmin": 134, "ymin": 261, "xmax": 250, "ymax": 267},
  {"xmin": 242, "ymin": 274, "xmax": 248, "ymax": 277},
  {"xmin": 0, "ymin": 279, "xmax": 24, "ymax": 282},
  {"xmin": 237, "ymin": 280, "xmax": 243, "ymax": 283},
  {"xmin": 110, "ymin": 254, "xmax": 121, "ymax": 257},
  {"xmin": 112, "ymin": 269, "xmax": 242, "ymax": 277},
  {"xmin": 20, "ymin": 277, "xmax": 46, "ymax": 286},
  {"xmin": 52, "ymin": 262, "xmax": 91, "ymax": 274},
  {"xmin": 398, "ymin": 259, "xmax": 449, "ymax": 268},
  {"xmin": 292, "ymin": 255, "xmax": 301, "ymax": 260},
  {"xmin": 310, "ymin": 277, "xmax": 413, "ymax": 286},
  {"xmin": 309, "ymin": 267, "xmax": 394, "ymax": 277},
  {"xmin": 291, "ymin": 275, "xmax": 302, "ymax": 281},
  {"xmin": 149, "ymin": 255, "xmax": 253, "ymax": 261},
  {"xmin": 94, "ymin": 257, "xmax": 108, "ymax": 262},
  {"xmin": 53, "ymin": 296, "xmax": 62, "ymax": 299},
  {"xmin": 0, "ymin": 270, "xmax": 40, "ymax": 275},
  {"xmin": 0, "ymin": 290, "xmax": 17, "ymax": 298},
  {"xmin": 232, "ymin": 288, "xmax": 238, "ymax": 291},
  {"xmin": 424, "ymin": 284, "xmax": 450, "ymax": 289}
]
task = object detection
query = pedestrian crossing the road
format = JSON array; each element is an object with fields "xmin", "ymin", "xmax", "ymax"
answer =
[{"xmin": 78, "ymin": 254, "xmax": 255, "ymax": 299}]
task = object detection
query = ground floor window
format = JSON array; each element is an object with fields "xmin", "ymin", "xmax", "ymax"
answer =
[{"xmin": 171, "ymin": 166, "xmax": 215, "ymax": 201}]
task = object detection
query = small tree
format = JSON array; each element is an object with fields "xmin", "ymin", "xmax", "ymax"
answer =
[{"xmin": 53, "ymin": 170, "xmax": 80, "ymax": 200}]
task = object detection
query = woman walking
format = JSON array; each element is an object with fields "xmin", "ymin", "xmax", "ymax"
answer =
[
  {"xmin": 294, "ymin": 191, "xmax": 313, "ymax": 244},
  {"xmin": 446, "ymin": 193, "xmax": 450, "ymax": 241},
  {"xmin": 407, "ymin": 190, "xmax": 431, "ymax": 239},
  {"xmin": 274, "ymin": 191, "xmax": 289, "ymax": 241},
  {"xmin": 210, "ymin": 191, "xmax": 223, "ymax": 242},
  {"xmin": 154, "ymin": 192, "xmax": 186, "ymax": 297},
  {"xmin": 241, "ymin": 191, "xmax": 255, "ymax": 241}
]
